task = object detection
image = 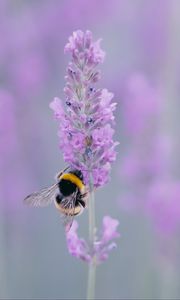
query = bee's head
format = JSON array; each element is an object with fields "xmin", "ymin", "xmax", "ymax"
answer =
[{"xmin": 69, "ymin": 169, "xmax": 83, "ymax": 181}]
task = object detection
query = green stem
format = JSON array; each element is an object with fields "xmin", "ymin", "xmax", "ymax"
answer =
[
  {"xmin": 88, "ymin": 176, "xmax": 95, "ymax": 244},
  {"xmin": 87, "ymin": 259, "xmax": 96, "ymax": 300},
  {"xmin": 87, "ymin": 174, "xmax": 96, "ymax": 300},
  {"xmin": 159, "ymin": 256, "xmax": 177, "ymax": 299}
]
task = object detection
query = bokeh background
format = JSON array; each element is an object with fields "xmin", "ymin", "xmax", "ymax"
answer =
[{"xmin": 0, "ymin": 0, "xmax": 180, "ymax": 299}]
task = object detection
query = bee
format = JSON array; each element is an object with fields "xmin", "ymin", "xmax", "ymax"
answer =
[{"xmin": 24, "ymin": 167, "xmax": 89, "ymax": 230}]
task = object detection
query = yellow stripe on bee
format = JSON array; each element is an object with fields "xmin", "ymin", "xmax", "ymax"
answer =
[{"xmin": 59, "ymin": 173, "xmax": 85, "ymax": 191}]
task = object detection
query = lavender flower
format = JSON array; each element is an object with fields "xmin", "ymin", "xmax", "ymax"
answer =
[
  {"xmin": 50, "ymin": 30, "xmax": 118, "ymax": 187},
  {"xmin": 0, "ymin": 89, "xmax": 30, "ymax": 211},
  {"xmin": 66, "ymin": 216, "xmax": 120, "ymax": 264},
  {"xmin": 66, "ymin": 221, "xmax": 91, "ymax": 263},
  {"xmin": 119, "ymin": 73, "xmax": 180, "ymax": 238},
  {"xmin": 50, "ymin": 31, "xmax": 119, "ymax": 299},
  {"xmin": 121, "ymin": 73, "xmax": 161, "ymax": 138},
  {"xmin": 145, "ymin": 181, "xmax": 180, "ymax": 236}
]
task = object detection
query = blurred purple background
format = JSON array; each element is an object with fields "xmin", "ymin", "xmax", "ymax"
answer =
[{"xmin": 0, "ymin": 0, "xmax": 180, "ymax": 299}]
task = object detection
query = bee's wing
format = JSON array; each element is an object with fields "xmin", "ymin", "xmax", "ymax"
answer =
[
  {"xmin": 60, "ymin": 192, "xmax": 77, "ymax": 232},
  {"xmin": 24, "ymin": 183, "xmax": 58, "ymax": 207}
]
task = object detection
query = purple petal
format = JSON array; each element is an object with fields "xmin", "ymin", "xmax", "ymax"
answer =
[{"xmin": 102, "ymin": 216, "xmax": 120, "ymax": 243}]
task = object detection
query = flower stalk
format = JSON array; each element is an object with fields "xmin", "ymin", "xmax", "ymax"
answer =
[
  {"xmin": 87, "ymin": 258, "xmax": 96, "ymax": 300},
  {"xmin": 88, "ymin": 173, "xmax": 96, "ymax": 246},
  {"xmin": 87, "ymin": 173, "xmax": 96, "ymax": 300}
]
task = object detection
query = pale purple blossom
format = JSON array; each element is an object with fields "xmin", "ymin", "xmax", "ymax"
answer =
[
  {"xmin": 50, "ymin": 31, "xmax": 119, "ymax": 264},
  {"xmin": 119, "ymin": 74, "xmax": 165, "ymax": 188},
  {"xmin": 145, "ymin": 181, "xmax": 180, "ymax": 236},
  {"xmin": 66, "ymin": 221, "xmax": 91, "ymax": 262},
  {"xmin": 122, "ymin": 73, "xmax": 161, "ymax": 138},
  {"xmin": 101, "ymin": 216, "xmax": 120, "ymax": 242},
  {"xmin": 66, "ymin": 216, "xmax": 120, "ymax": 264},
  {"xmin": 50, "ymin": 30, "xmax": 118, "ymax": 187},
  {"xmin": 119, "ymin": 73, "xmax": 180, "ymax": 238},
  {"xmin": 64, "ymin": 30, "xmax": 105, "ymax": 65},
  {"xmin": 0, "ymin": 89, "xmax": 30, "ymax": 211}
]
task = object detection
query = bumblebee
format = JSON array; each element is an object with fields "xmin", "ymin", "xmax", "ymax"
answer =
[{"xmin": 24, "ymin": 167, "xmax": 89, "ymax": 229}]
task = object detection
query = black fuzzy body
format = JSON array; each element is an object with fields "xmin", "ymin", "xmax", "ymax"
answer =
[
  {"xmin": 55, "ymin": 168, "xmax": 85, "ymax": 208},
  {"xmin": 58, "ymin": 179, "xmax": 76, "ymax": 196}
]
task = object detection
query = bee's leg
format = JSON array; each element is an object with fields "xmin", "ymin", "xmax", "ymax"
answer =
[
  {"xmin": 79, "ymin": 191, "xmax": 89, "ymax": 207},
  {"xmin": 55, "ymin": 166, "xmax": 69, "ymax": 181},
  {"xmin": 81, "ymin": 192, "xmax": 88, "ymax": 198},
  {"xmin": 55, "ymin": 194, "xmax": 62, "ymax": 204}
]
